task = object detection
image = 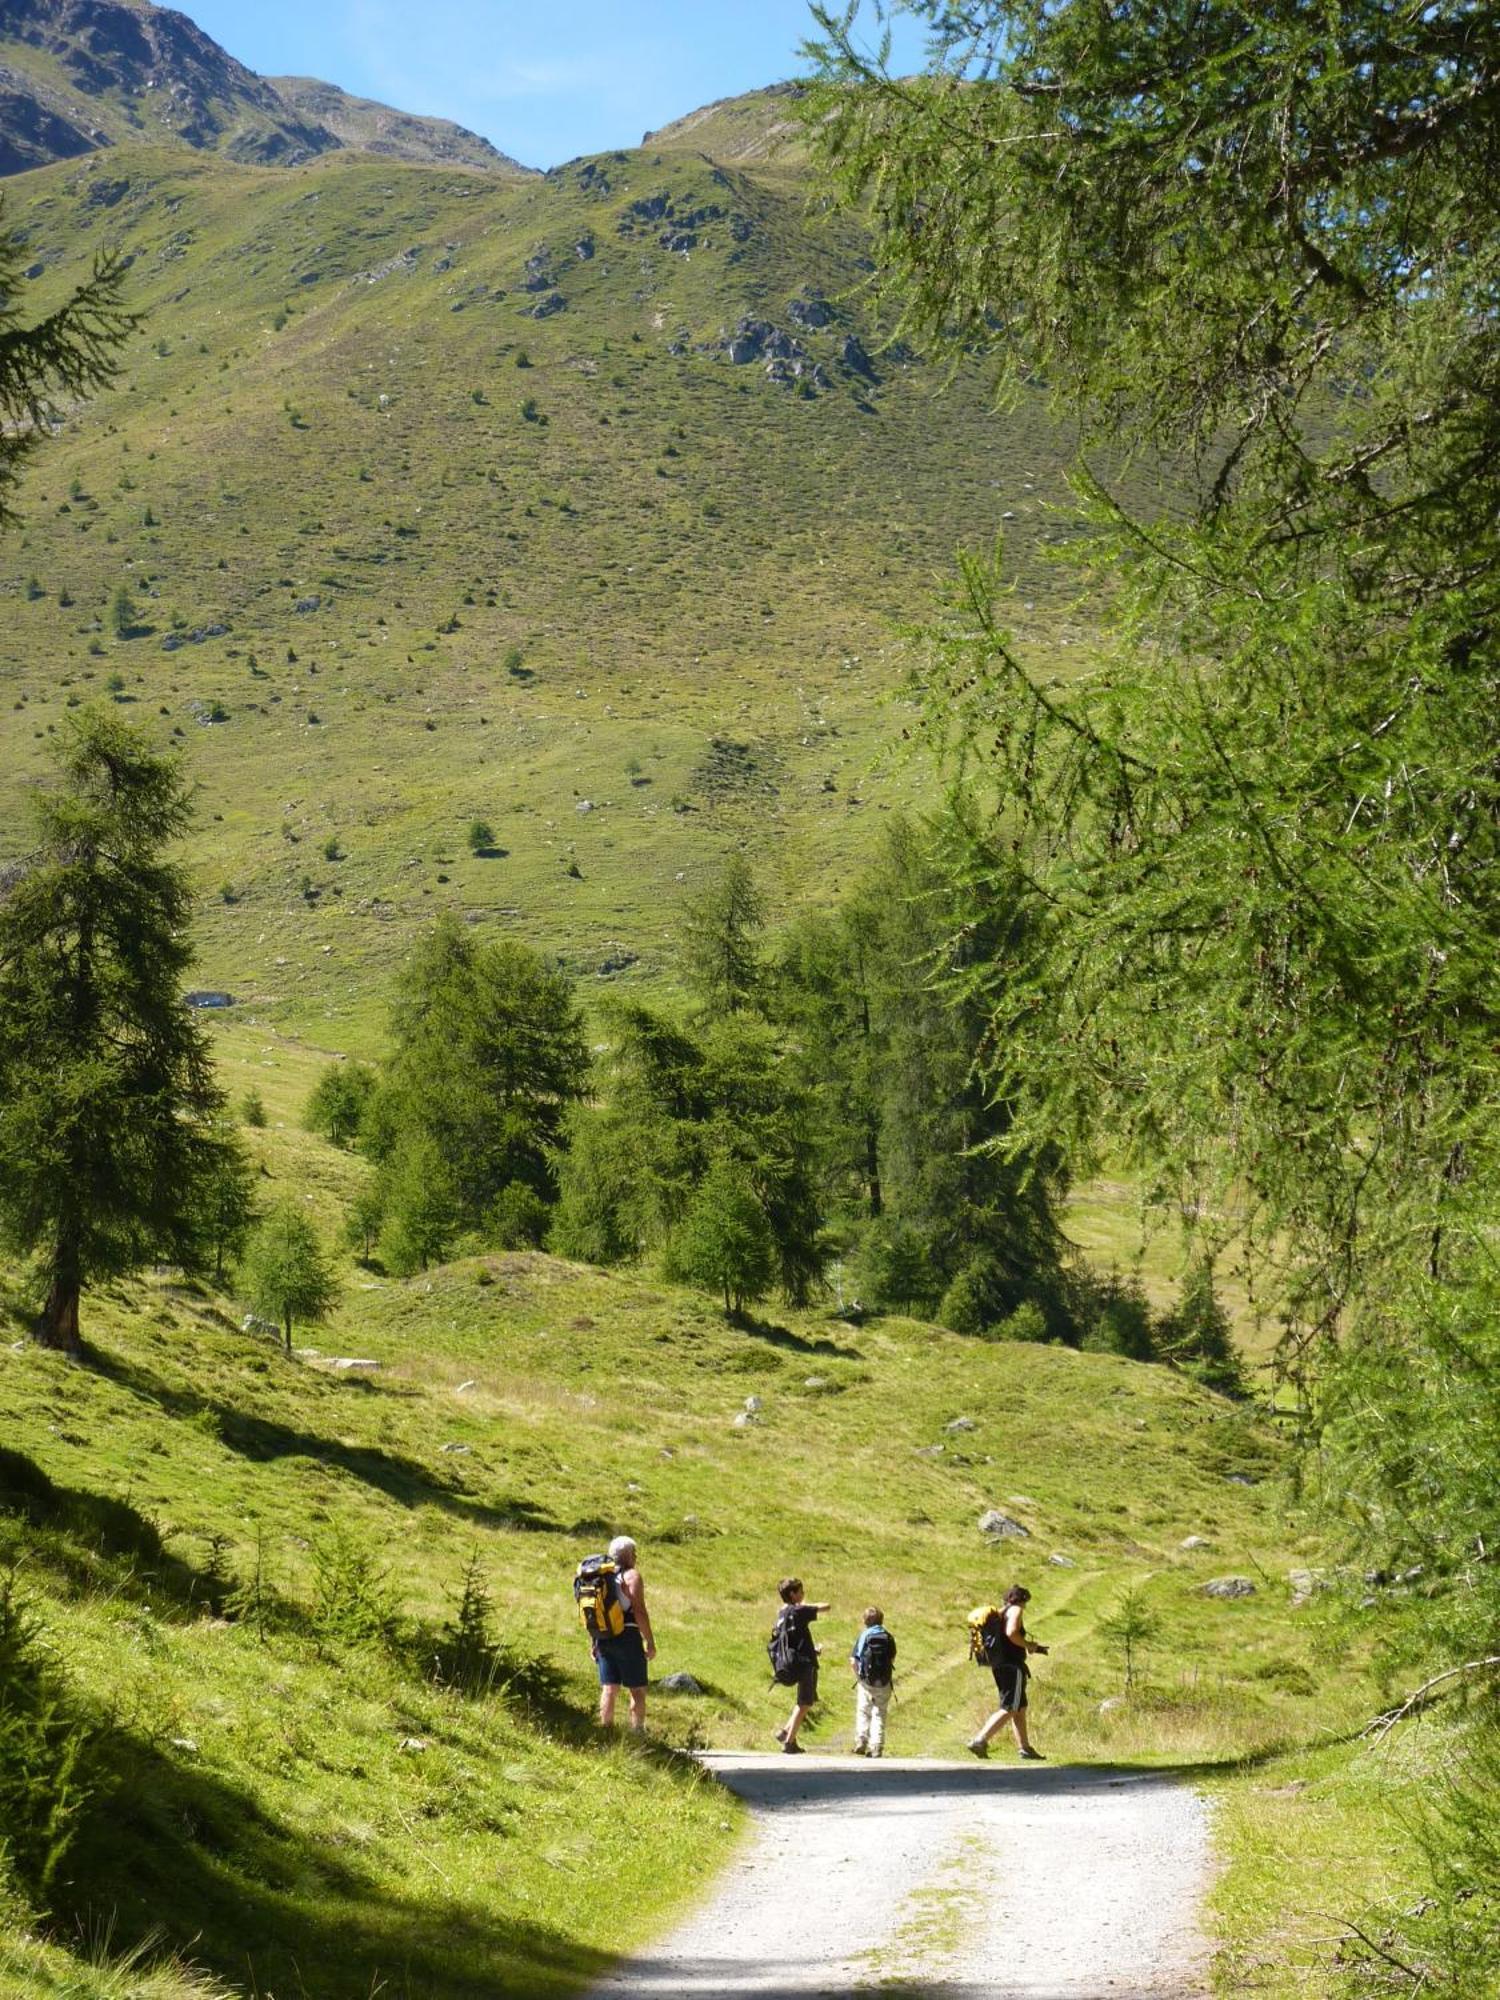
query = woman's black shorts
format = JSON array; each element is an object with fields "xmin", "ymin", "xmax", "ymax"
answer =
[{"xmin": 991, "ymin": 1661, "xmax": 1028, "ymax": 1711}]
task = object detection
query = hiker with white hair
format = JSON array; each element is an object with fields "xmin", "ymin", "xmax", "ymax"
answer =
[{"xmin": 573, "ymin": 1532, "xmax": 657, "ymax": 1731}]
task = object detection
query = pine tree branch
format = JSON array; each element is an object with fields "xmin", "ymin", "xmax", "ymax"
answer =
[{"xmin": 1365, "ymin": 1655, "xmax": 1500, "ymax": 1742}]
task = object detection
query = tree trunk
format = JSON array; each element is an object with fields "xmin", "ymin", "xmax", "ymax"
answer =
[
  {"xmin": 37, "ymin": 1263, "xmax": 82, "ymax": 1356},
  {"xmin": 864, "ymin": 1119, "xmax": 883, "ymax": 1219},
  {"xmin": 283, "ymin": 1311, "xmax": 292, "ymax": 1356}
]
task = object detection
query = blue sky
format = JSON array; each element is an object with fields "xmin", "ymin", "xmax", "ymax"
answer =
[{"xmin": 184, "ymin": 2, "xmax": 931, "ymax": 170}]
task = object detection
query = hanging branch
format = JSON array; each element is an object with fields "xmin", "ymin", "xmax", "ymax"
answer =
[{"xmin": 1365, "ymin": 1655, "xmax": 1500, "ymax": 1743}]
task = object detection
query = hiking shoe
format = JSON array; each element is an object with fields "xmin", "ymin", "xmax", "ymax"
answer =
[
  {"xmin": 782, "ymin": 1740, "xmax": 806, "ymax": 1754},
  {"xmin": 1019, "ymin": 1747, "xmax": 1046, "ymax": 1761},
  {"xmin": 966, "ymin": 1738, "xmax": 989, "ymax": 1758},
  {"xmin": 852, "ymin": 1742, "xmax": 869, "ymax": 1757}
]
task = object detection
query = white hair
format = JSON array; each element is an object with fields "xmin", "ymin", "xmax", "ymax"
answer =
[{"xmin": 608, "ymin": 1535, "xmax": 637, "ymax": 1567}]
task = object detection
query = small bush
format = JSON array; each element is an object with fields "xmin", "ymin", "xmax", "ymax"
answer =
[
  {"xmin": 997, "ymin": 1299, "xmax": 1053, "ymax": 1343},
  {"xmin": 1080, "ymin": 1271, "xmax": 1157, "ymax": 1361},
  {"xmin": 429, "ymin": 1555, "xmax": 568, "ymax": 1711},
  {"xmin": 310, "ymin": 1527, "xmax": 401, "ymax": 1653},
  {"xmin": 489, "ymin": 1182, "xmax": 549, "ymax": 1250},
  {"xmin": 936, "ymin": 1262, "xmax": 987, "ymax": 1336}
]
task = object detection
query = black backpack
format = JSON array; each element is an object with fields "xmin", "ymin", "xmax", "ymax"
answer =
[
  {"xmin": 857, "ymin": 1628, "xmax": 896, "ymax": 1685},
  {"xmin": 767, "ymin": 1606, "xmax": 805, "ymax": 1686}
]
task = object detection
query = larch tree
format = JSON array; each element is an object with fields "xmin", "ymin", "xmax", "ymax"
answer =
[
  {"xmin": 244, "ymin": 1199, "xmax": 339, "ymax": 1356},
  {"xmin": 0, "ymin": 712, "xmax": 230, "ymax": 1353},
  {"xmin": 0, "ymin": 204, "xmax": 136, "ymax": 528},
  {"xmin": 680, "ymin": 855, "xmax": 765, "ymax": 1017},
  {"xmin": 807, "ymin": 4, "xmax": 1500, "ymax": 1975}
]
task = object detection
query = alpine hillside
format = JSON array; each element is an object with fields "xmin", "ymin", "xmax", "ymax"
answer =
[{"xmin": 0, "ymin": 10, "xmax": 1103, "ymax": 1047}]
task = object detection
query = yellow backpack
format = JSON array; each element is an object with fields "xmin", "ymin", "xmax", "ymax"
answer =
[
  {"xmin": 574, "ymin": 1555, "xmax": 627, "ymax": 1638},
  {"xmin": 967, "ymin": 1604, "xmax": 1005, "ymax": 1665}
]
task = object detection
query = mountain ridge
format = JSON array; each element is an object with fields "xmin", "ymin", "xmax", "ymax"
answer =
[{"xmin": 0, "ymin": 0, "xmax": 532, "ymax": 176}]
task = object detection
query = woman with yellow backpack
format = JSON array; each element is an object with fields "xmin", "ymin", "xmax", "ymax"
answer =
[{"xmin": 966, "ymin": 1583, "xmax": 1048, "ymax": 1760}]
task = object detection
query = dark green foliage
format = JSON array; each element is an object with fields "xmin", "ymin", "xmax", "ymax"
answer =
[
  {"xmin": 553, "ymin": 1002, "xmax": 825, "ymax": 1305},
  {"xmin": 0, "ymin": 710, "xmax": 231, "ymax": 1352},
  {"xmin": 378, "ymin": 1133, "xmax": 461, "ymax": 1276},
  {"xmin": 680, "ymin": 855, "xmax": 764, "ymax": 1018},
  {"xmin": 857, "ymin": 1222, "xmax": 933, "ymax": 1314},
  {"xmin": 0, "ymin": 212, "xmax": 136, "ymax": 528},
  {"xmin": 303, "ymin": 1059, "xmax": 376, "ymax": 1147},
  {"xmin": 467, "ymin": 817, "xmax": 496, "ymax": 854},
  {"xmin": 239, "ymin": 1089, "xmax": 267, "ymax": 1129},
  {"xmin": 664, "ymin": 1153, "xmax": 778, "ymax": 1316},
  {"xmin": 310, "ymin": 1524, "xmax": 400, "ymax": 1653},
  {"xmin": 1078, "ymin": 1273, "xmax": 1157, "ymax": 1364},
  {"xmin": 0, "ymin": 1577, "xmax": 97, "ymax": 1910},
  {"xmin": 365, "ymin": 914, "xmax": 588, "ymax": 1235},
  {"xmin": 1158, "ymin": 1262, "xmax": 1243, "ymax": 1397},
  {"xmin": 488, "ymin": 1182, "xmax": 550, "ymax": 1250},
  {"xmin": 193, "ymin": 1128, "xmax": 258, "ymax": 1286},
  {"xmin": 243, "ymin": 1198, "xmax": 338, "ymax": 1354},
  {"xmin": 934, "ymin": 1262, "xmax": 987, "ymax": 1338},
  {"xmin": 777, "ymin": 821, "xmax": 1071, "ymax": 1334}
]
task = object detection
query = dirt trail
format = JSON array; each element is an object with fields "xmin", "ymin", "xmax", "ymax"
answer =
[{"xmin": 587, "ymin": 1753, "xmax": 1212, "ymax": 2000}]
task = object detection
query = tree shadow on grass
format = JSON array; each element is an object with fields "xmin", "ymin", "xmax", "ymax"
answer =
[
  {"xmin": 729, "ymin": 1311, "xmax": 863, "ymax": 1360},
  {"xmin": 86, "ymin": 1346, "xmax": 565, "ymax": 1534},
  {"xmin": 0, "ymin": 1445, "xmax": 243, "ymax": 1617},
  {"xmin": 55, "ymin": 1730, "xmax": 613, "ymax": 2000}
]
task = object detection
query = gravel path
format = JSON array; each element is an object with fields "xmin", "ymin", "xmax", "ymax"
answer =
[{"xmin": 587, "ymin": 1753, "xmax": 1212, "ymax": 1999}]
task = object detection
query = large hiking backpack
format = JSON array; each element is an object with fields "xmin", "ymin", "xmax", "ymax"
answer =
[
  {"xmin": 857, "ymin": 1628, "xmax": 897, "ymax": 1686},
  {"xmin": 967, "ymin": 1605, "xmax": 1005, "ymax": 1666},
  {"xmin": 574, "ymin": 1555, "xmax": 627, "ymax": 1639},
  {"xmin": 767, "ymin": 1606, "xmax": 805, "ymax": 1686}
]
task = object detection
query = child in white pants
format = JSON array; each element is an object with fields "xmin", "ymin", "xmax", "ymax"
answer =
[{"xmin": 850, "ymin": 1606, "xmax": 896, "ymax": 1757}]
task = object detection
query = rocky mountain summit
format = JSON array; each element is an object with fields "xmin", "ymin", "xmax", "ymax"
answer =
[{"xmin": 0, "ymin": 0, "xmax": 529, "ymax": 177}]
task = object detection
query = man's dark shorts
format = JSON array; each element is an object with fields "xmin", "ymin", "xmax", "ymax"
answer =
[
  {"xmin": 796, "ymin": 1663, "xmax": 819, "ymax": 1708},
  {"xmin": 991, "ymin": 1661, "xmax": 1028, "ymax": 1711},
  {"xmin": 595, "ymin": 1628, "xmax": 649, "ymax": 1689}
]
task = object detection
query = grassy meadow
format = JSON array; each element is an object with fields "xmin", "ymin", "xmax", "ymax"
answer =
[{"xmin": 0, "ymin": 1024, "xmax": 1402, "ymax": 1999}]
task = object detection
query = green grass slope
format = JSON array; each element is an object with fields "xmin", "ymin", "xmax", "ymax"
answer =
[
  {"xmin": 0, "ymin": 134, "xmax": 1103, "ymax": 1045},
  {"xmin": 0, "ymin": 1033, "xmax": 1374, "ymax": 1998},
  {"xmin": 645, "ymin": 83, "xmax": 813, "ymax": 165}
]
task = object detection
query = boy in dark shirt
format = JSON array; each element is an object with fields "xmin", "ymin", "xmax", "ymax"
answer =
[{"xmin": 773, "ymin": 1576, "xmax": 829, "ymax": 1754}]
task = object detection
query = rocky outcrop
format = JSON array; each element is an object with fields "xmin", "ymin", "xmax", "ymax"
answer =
[
  {"xmin": 0, "ymin": 0, "xmax": 531, "ymax": 177},
  {"xmin": 268, "ymin": 76, "xmax": 528, "ymax": 173},
  {"xmin": 0, "ymin": 76, "xmax": 96, "ymax": 175}
]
